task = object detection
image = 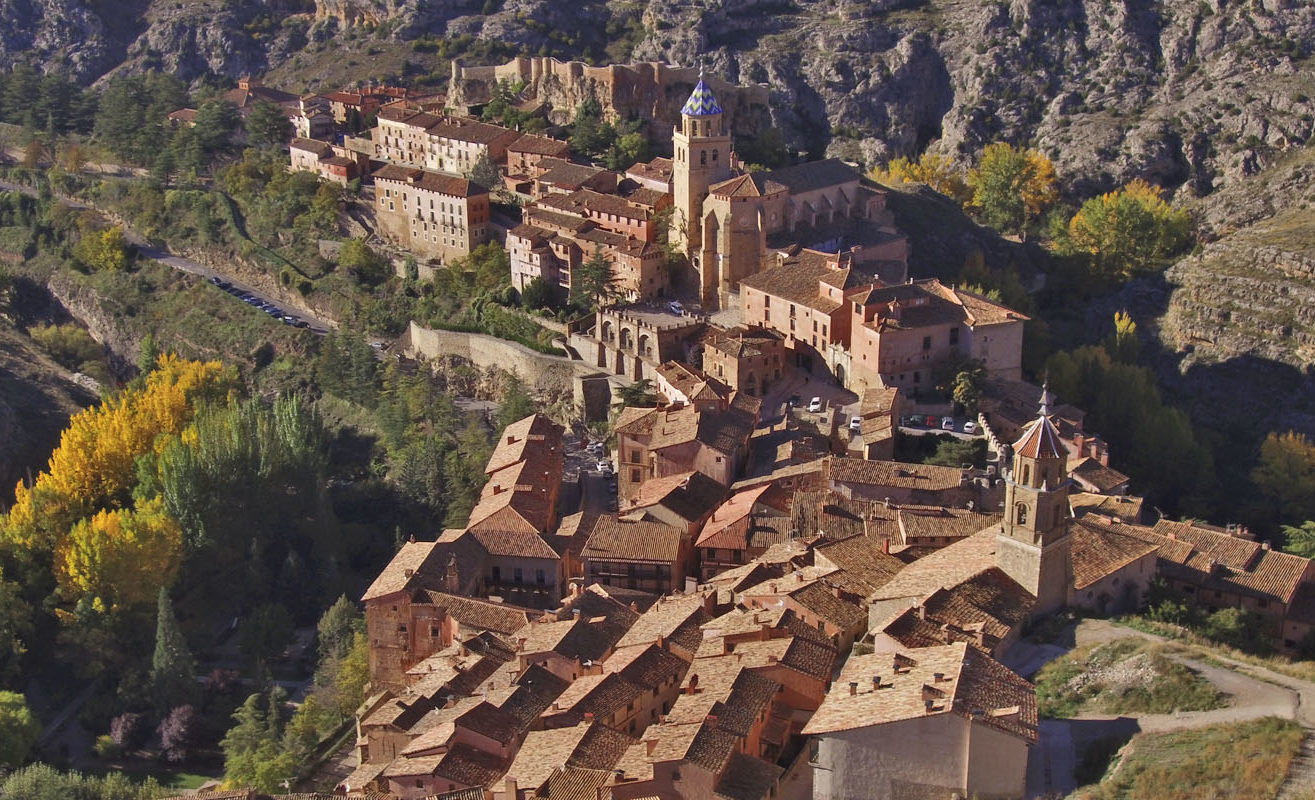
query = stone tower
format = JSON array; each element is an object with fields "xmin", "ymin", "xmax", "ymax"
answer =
[
  {"xmin": 996, "ymin": 385, "xmax": 1073, "ymax": 616},
  {"xmin": 671, "ymin": 71, "xmax": 733, "ymax": 265}
]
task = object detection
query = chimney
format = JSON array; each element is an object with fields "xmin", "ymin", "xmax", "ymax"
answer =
[
  {"xmin": 933, "ymin": 672, "xmax": 944, "ymax": 682},
  {"xmin": 767, "ymin": 654, "xmax": 778, "ymax": 664},
  {"xmin": 882, "ymin": 539, "xmax": 890, "ymax": 554},
  {"xmin": 872, "ymin": 675, "xmax": 881, "ymax": 690},
  {"xmin": 504, "ymin": 777, "xmax": 518, "ymax": 799},
  {"xmin": 630, "ymin": 601, "xmax": 639, "ymax": 612},
  {"xmin": 646, "ymin": 739, "xmax": 657, "ymax": 755},
  {"xmin": 924, "ymin": 699, "xmax": 935, "ymax": 712},
  {"xmin": 403, "ymin": 568, "xmax": 414, "ymax": 578},
  {"xmin": 705, "ymin": 714, "xmax": 719, "ymax": 726},
  {"xmin": 584, "ymin": 711, "xmax": 595, "ymax": 722},
  {"xmin": 517, "ymin": 637, "xmax": 527, "ymax": 652},
  {"xmin": 687, "ymin": 673, "xmax": 699, "ymax": 694},
  {"xmin": 848, "ymin": 681, "xmax": 858, "ymax": 696}
]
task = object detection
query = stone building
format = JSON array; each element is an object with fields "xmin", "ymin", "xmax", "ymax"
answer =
[
  {"xmin": 702, "ymin": 325, "xmax": 786, "ymax": 399},
  {"xmin": 804, "ymin": 643, "xmax": 1037, "ymax": 800},
  {"xmin": 582, "ymin": 304, "xmax": 705, "ymax": 381},
  {"xmin": 847, "ymin": 280, "xmax": 1028, "ymax": 395},
  {"xmin": 288, "ymin": 138, "xmax": 360, "ymax": 186},
  {"xmin": 373, "ymin": 165, "xmax": 491, "ymax": 262},
  {"xmin": 613, "ymin": 393, "xmax": 760, "ymax": 501}
]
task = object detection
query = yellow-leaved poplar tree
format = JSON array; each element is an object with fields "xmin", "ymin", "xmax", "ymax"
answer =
[
  {"xmin": 870, "ymin": 152, "xmax": 971, "ymax": 204},
  {"xmin": 967, "ymin": 142, "xmax": 1058, "ymax": 235},
  {"xmin": 55, "ymin": 497, "xmax": 182, "ymax": 612},
  {"xmin": 1068, "ymin": 179, "xmax": 1192, "ymax": 279},
  {"xmin": 3, "ymin": 354, "xmax": 237, "ymax": 552}
]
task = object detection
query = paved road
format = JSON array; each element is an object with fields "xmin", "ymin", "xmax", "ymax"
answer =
[{"xmin": 0, "ymin": 179, "xmax": 336, "ymax": 335}]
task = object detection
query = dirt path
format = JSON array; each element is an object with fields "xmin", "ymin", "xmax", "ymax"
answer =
[{"xmin": 1022, "ymin": 619, "xmax": 1315, "ymax": 798}]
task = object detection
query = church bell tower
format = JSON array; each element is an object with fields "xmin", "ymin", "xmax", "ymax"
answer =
[
  {"xmin": 996, "ymin": 385, "xmax": 1073, "ymax": 616},
  {"xmin": 671, "ymin": 70, "xmax": 733, "ymax": 262}
]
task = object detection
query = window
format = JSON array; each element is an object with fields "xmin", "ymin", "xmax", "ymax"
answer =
[
  {"xmin": 813, "ymin": 320, "xmax": 818, "ymax": 332},
  {"xmin": 713, "ymin": 149, "xmax": 719, "ymax": 162},
  {"xmin": 431, "ymin": 625, "xmax": 440, "ymax": 636},
  {"xmin": 1015, "ymin": 503, "xmax": 1028, "ymax": 526},
  {"xmin": 922, "ymin": 335, "xmax": 932, "ymax": 350},
  {"xmin": 790, "ymin": 304, "xmax": 796, "ymax": 318},
  {"xmin": 764, "ymin": 296, "xmax": 770, "ymax": 308},
  {"xmin": 913, "ymin": 371, "xmax": 920, "ymax": 383},
  {"xmin": 536, "ymin": 569, "xmax": 546, "ymax": 585},
  {"xmin": 514, "ymin": 567, "xmax": 524, "ymax": 584},
  {"xmin": 700, "ymin": 151, "xmax": 706, "ymax": 165},
  {"xmin": 950, "ymin": 327, "xmax": 959, "ymax": 346},
  {"xmin": 398, "ymin": 623, "xmax": 407, "ymax": 632},
  {"xmin": 631, "ymin": 468, "xmax": 641, "ymax": 483},
  {"xmin": 491, "ymin": 566, "xmax": 501, "ymax": 582}
]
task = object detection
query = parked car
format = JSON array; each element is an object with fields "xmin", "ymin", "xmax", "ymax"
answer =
[
  {"xmin": 596, "ymin": 460, "xmax": 613, "ymax": 474},
  {"xmin": 849, "ymin": 416, "xmax": 862, "ymax": 432},
  {"xmin": 941, "ymin": 416, "xmax": 955, "ymax": 430},
  {"xmin": 208, "ymin": 275, "xmax": 222, "ymax": 285},
  {"xmin": 963, "ymin": 421, "xmax": 977, "ymax": 434},
  {"xmin": 808, "ymin": 397, "xmax": 824, "ymax": 413},
  {"xmin": 586, "ymin": 442, "xmax": 604, "ymax": 455},
  {"xmin": 668, "ymin": 300, "xmax": 684, "ymax": 315},
  {"xmin": 902, "ymin": 415, "xmax": 920, "ymax": 428},
  {"xmin": 293, "ymin": 320, "xmax": 311, "ymax": 329},
  {"xmin": 925, "ymin": 415, "xmax": 938, "ymax": 427}
]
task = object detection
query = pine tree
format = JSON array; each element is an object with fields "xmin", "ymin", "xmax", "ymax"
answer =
[
  {"xmin": 571, "ymin": 246, "xmax": 619, "ymax": 311},
  {"xmin": 151, "ymin": 587, "xmax": 195, "ymax": 713}
]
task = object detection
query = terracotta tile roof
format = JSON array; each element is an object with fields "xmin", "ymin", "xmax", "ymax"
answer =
[
  {"xmin": 430, "ymin": 788, "xmax": 486, "ymax": 800},
  {"xmin": 362, "ymin": 540, "xmax": 441, "ymax": 601},
  {"xmin": 655, "ymin": 360, "xmax": 732, "ymax": 404},
  {"xmin": 538, "ymin": 161, "xmax": 613, "ymax": 188},
  {"xmin": 1069, "ymin": 457, "xmax": 1131, "ymax": 494},
  {"xmin": 533, "ymin": 766, "xmax": 614, "ymax": 800},
  {"xmin": 433, "ymin": 742, "xmax": 508, "ymax": 786},
  {"xmin": 922, "ymin": 282, "xmax": 1030, "ymax": 327},
  {"xmin": 714, "ymin": 752, "xmax": 782, "ymax": 800},
  {"xmin": 622, "ymin": 186, "xmax": 668, "ymax": 208},
  {"xmin": 803, "ymin": 643, "xmax": 1037, "ymax": 743},
  {"xmin": 373, "ymin": 164, "xmax": 487, "ymax": 197},
  {"xmin": 462, "ymin": 527, "xmax": 560, "ymax": 560},
  {"xmin": 710, "ymin": 635, "xmax": 836, "ymax": 682},
  {"xmin": 457, "ymin": 699, "xmax": 522, "ymax": 742},
  {"xmin": 627, "ymin": 470, "xmax": 727, "ymax": 526},
  {"xmin": 1153, "ymin": 519, "xmax": 1310, "ymax": 604},
  {"xmin": 425, "ymin": 116, "xmax": 515, "ymax": 144},
  {"xmin": 1070, "ymin": 517, "xmax": 1163, "ymax": 590},
  {"xmin": 615, "ymin": 592, "xmax": 711, "ymax": 651},
  {"xmin": 606, "ymin": 642, "xmax": 689, "ymax": 688},
  {"xmin": 485, "ymin": 414, "xmax": 563, "ymax": 474},
  {"xmin": 498, "ymin": 664, "xmax": 572, "ymax": 728},
  {"xmin": 552, "ymin": 672, "xmax": 645, "ymax": 724},
  {"xmin": 420, "ymin": 591, "xmax": 531, "ymax": 634},
  {"xmin": 824, "ymin": 456, "xmax": 967, "ymax": 492},
  {"xmin": 812, "ymin": 534, "xmax": 908, "ymax": 595},
  {"xmin": 625, "ymin": 156, "xmax": 672, "ymax": 182},
  {"xmin": 1013, "ymin": 415, "xmax": 1066, "ymax": 460},
  {"xmin": 755, "ymin": 158, "xmax": 859, "ymax": 194},
  {"xmin": 574, "ymin": 188, "xmax": 652, "ymax": 221},
  {"xmin": 290, "ymin": 137, "xmax": 333, "ymax": 156},
  {"xmin": 710, "ymin": 173, "xmax": 766, "ymax": 198},
  {"xmin": 583, "ymin": 516, "xmax": 685, "ymax": 564},
  {"xmin": 872, "ymin": 528, "xmax": 1005, "ymax": 604},
  {"xmin": 877, "ymin": 568, "xmax": 1033, "ymax": 652},
  {"xmin": 507, "ymin": 721, "xmax": 636, "ymax": 791},
  {"xmin": 898, "ymin": 507, "xmax": 1002, "ymax": 543},
  {"xmin": 696, "ymin": 485, "xmax": 770, "ymax": 546},
  {"xmin": 509, "ymin": 133, "xmax": 571, "ymax": 157},
  {"xmin": 738, "ymin": 259, "xmax": 873, "ymax": 315},
  {"xmin": 667, "ymin": 663, "xmax": 779, "ymax": 736},
  {"xmin": 788, "ymin": 580, "xmax": 869, "ymax": 631},
  {"xmin": 1070, "ymin": 492, "xmax": 1145, "ymax": 523},
  {"xmin": 790, "ymin": 488, "xmax": 873, "ymax": 542}
]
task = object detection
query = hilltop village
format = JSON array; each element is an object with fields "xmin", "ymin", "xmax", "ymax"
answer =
[{"xmin": 152, "ymin": 66, "xmax": 1315, "ymax": 800}]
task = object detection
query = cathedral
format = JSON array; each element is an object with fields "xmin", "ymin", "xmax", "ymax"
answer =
[{"xmin": 669, "ymin": 74, "xmax": 901, "ymax": 310}]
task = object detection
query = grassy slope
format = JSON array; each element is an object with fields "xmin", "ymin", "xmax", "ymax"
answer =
[
  {"xmin": 1035, "ymin": 639, "xmax": 1223, "ymax": 719},
  {"xmin": 1071, "ymin": 717, "xmax": 1303, "ymax": 800}
]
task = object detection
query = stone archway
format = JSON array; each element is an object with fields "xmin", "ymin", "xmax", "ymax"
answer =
[
  {"xmin": 835, "ymin": 363, "xmax": 846, "ymax": 387},
  {"xmin": 638, "ymin": 333, "xmax": 651, "ymax": 360},
  {"xmin": 619, "ymin": 327, "xmax": 633, "ymax": 351}
]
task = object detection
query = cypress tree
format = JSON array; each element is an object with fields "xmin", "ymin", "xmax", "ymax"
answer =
[{"xmin": 151, "ymin": 587, "xmax": 195, "ymax": 713}]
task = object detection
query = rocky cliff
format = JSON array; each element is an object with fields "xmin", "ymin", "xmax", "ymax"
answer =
[{"xmin": 4, "ymin": 0, "xmax": 1313, "ymax": 199}]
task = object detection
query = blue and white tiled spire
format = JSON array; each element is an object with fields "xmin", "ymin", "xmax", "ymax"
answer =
[{"xmin": 681, "ymin": 69, "xmax": 724, "ymax": 116}]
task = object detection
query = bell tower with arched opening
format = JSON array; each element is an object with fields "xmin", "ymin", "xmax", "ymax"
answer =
[
  {"xmin": 996, "ymin": 384, "xmax": 1073, "ymax": 615},
  {"xmin": 671, "ymin": 70, "xmax": 733, "ymax": 263}
]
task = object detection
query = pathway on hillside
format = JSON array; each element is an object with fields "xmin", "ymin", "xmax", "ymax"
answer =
[
  {"xmin": 1016, "ymin": 619, "xmax": 1315, "ymax": 798},
  {"xmin": 0, "ymin": 178, "xmax": 336, "ymax": 335}
]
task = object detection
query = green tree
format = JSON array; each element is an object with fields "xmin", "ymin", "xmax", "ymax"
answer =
[
  {"xmin": 73, "ymin": 225, "xmax": 131, "ymax": 272},
  {"xmin": 1067, "ymin": 179, "xmax": 1192, "ymax": 280},
  {"xmin": 1282, "ymin": 521, "xmax": 1315, "ymax": 559},
  {"xmin": 926, "ymin": 437, "xmax": 986, "ymax": 469},
  {"xmin": 606, "ymin": 130, "xmax": 648, "ymax": 171},
  {"xmin": 497, "ymin": 373, "xmax": 536, "ymax": 429},
  {"xmin": 0, "ymin": 569, "xmax": 31, "ymax": 688},
  {"xmin": 521, "ymin": 276, "xmax": 556, "ymax": 310},
  {"xmin": 469, "ymin": 150, "xmax": 500, "ymax": 191},
  {"xmin": 1252, "ymin": 432, "xmax": 1315, "ymax": 527},
  {"xmin": 571, "ymin": 246, "xmax": 618, "ymax": 311},
  {"xmin": 239, "ymin": 603, "xmax": 294, "ymax": 672},
  {"xmin": 968, "ymin": 142, "xmax": 1058, "ymax": 235},
  {"xmin": 570, "ymin": 97, "xmax": 614, "ymax": 159},
  {"xmin": 192, "ymin": 100, "xmax": 242, "ymax": 164},
  {"xmin": 614, "ymin": 378, "xmax": 658, "ymax": 409},
  {"xmin": 0, "ymin": 691, "xmax": 40, "ymax": 768},
  {"xmin": 316, "ymin": 595, "xmax": 360, "ymax": 663},
  {"xmin": 338, "ymin": 238, "xmax": 390, "ymax": 286},
  {"xmin": 221, "ymin": 689, "xmax": 297, "ymax": 791},
  {"xmin": 151, "ymin": 587, "xmax": 195, "ymax": 713},
  {"xmin": 245, "ymin": 101, "xmax": 293, "ymax": 151}
]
